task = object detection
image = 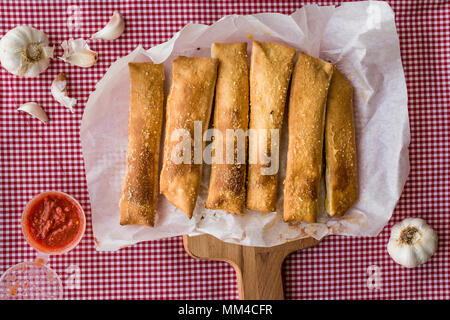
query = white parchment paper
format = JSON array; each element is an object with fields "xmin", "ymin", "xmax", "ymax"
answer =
[{"xmin": 80, "ymin": 1, "xmax": 409, "ymax": 251}]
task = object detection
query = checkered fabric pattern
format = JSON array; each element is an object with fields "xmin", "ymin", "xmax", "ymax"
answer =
[{"xmin": 0, "ymin": 0, "xmax": 449, "ymax": 300}]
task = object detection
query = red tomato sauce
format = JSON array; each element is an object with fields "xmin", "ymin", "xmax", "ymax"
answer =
[{"xmin": 23, "ymin": 192, "xmax": 85, "ymax": 253}]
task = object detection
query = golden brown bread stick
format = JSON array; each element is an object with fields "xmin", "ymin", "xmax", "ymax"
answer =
[
  {"xmin": 283, "ymin": 53, "xmax": 333, "ymax": 223},
  {"xmin": 119, "ymin": 62, "xmax": 165, "ymax": 227},
  {"xmin": 160, "ymin": 56, "xmax": 218, "ymax": 218},
  {"xmin": 246, "ymin": 41, "xmax": 296, "ymax": 212},
  {"xmin": 206, "ymin": 43, "xmax": 249, "ymax": 214},
  {"xmin": 325, "ymin": 67, "xmax": 358, "ymax": 217}
]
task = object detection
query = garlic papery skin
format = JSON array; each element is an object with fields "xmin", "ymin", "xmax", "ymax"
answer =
[
  {"xmin": 60, "ymin": 39, "xmax": 98, "ymax": 68},
  {"xmin": 51, "ymin": 73, "xmax": 77, "ymax": 112},
  {"xmin": 0, "ymin": 26, "xmax": 54, "ymax": 77},
  {"xmin": 17, "ymin": 102, "xmax": 49, "ymax": 124},
  {"xmin": 387, "ymin": 218, "xmax": 438, "ymax": 268},
  {"xmin": 91, "ymin": 12, "xmax": 125, "ymax": 40}
]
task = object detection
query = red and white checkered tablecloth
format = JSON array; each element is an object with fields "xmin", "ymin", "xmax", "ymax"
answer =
[{"xmin": 0, "ymin": 0, "xmax": 449, "ymax": 300}]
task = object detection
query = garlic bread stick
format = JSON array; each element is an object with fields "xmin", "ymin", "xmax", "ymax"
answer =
[
  {"xmin": 246, "ymin": 41, "xmax": 296, "ymax": 212},
  {"xmin": 283, "ymin": 53, "xmax": 333, "ymax": 223},
  {"xmin": 120, "ymin": 62, "xmax": 165, "ymax": 227},
  {"xmin": 325, "ymin": 67, "xmax": 358, "ymax": 217},
  {"xmin": 206, "ymin": 43, "xmax": 250, "ymax": 214},
  {"xmin": 247, "ymin": 41, "xmax": 296, "ymax": 212},
  {"xmin": 160, "ymin": 56, "xmax": 218, "ymax": 218}
]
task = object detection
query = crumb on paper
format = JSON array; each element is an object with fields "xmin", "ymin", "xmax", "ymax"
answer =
[
  {"xmin": 361, "ymin": 91, "xmax": 367, "ymax": 101},
  {"xmin": 47, "ymin": 270, "xmax": 56, "ymax": 282},
  {"xmin": 9, "ymin": 282, "xmax": 19, "ymax": 296}
]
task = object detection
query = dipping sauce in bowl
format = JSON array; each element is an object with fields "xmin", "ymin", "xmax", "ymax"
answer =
[{"xmin": 22, "ymin": 191, "xmax": 86, "ymax": 254}]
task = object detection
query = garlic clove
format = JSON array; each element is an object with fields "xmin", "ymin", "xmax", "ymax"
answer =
[
  {"xmin": 387, "ymin": 217, "xmax": 438, "ymax": 268},
  {"xmin": 91, "ymin": 12, "xmax": 125, "ymax": 41},
  {"xmin": 0, "ymin": 26, "xmax": 54, "ymax": 77},
  {"xmin": 60, "ymin": 39, "xmax": 98, "ymax": 68},
  {"xmin": 51, "ymin": 73, "xmax": 77, "ymax": 112},
  {"xmin": 17, "ymin": 102, "xmax": 49, "ymax": 124}
]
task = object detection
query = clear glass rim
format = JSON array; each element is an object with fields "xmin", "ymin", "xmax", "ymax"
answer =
[{"xmin": 0, "ymin": 260, "xmax": 64, "ymax": 300}]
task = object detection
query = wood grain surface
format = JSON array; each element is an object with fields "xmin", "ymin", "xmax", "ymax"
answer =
[{"xmin": 183, "ymin": 234, "xmax": 319, "ymax": 300}]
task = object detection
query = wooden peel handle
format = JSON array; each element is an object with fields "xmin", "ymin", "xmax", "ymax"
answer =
[
  {"xmin": 183, "ymin": 234, "xmax": 319, "ymax": 300},
  {"xmin": 231, "ymin": 246, "xmax": 286, "ymax": 300}
]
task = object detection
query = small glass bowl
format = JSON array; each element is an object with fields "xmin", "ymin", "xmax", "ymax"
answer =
[{"xmin": 21, "ymin": 191, "xmax": 86, "ymax": 255}]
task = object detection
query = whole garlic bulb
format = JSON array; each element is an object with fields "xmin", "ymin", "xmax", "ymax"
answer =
[
  {"xmin": 0, "ymin": 26, "xmax": 54, "ymax": 77},
  {"xmin": 387, "ymin": 218, "xmax": 438, "ymax": 268}
]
